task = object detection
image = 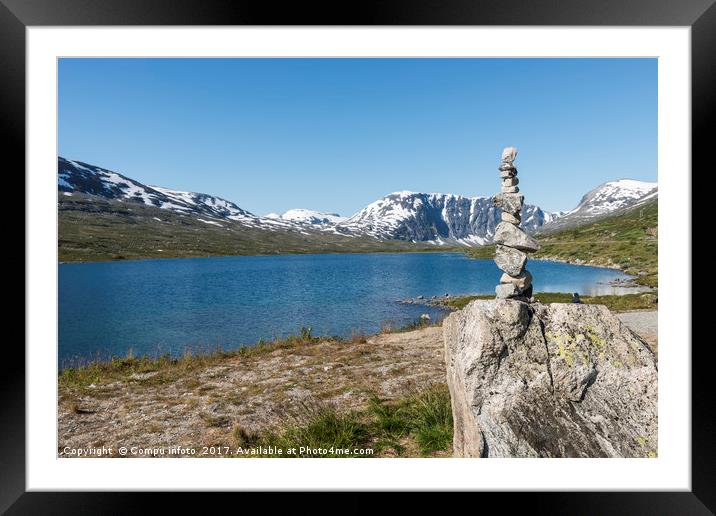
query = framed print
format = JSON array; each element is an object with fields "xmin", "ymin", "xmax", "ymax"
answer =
[{"xmin": 5, "ymin": 0, "xmax": 711, "ymax": 512}]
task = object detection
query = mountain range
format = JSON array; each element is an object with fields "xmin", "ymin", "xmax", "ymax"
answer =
[{"xmin": 58, "ymin": 157, "xmax": 657, "ymax": 248}]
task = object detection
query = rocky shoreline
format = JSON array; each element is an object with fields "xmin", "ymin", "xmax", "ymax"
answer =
[
  {"xmin": 397, "ymin": 294, "xmax": 458, "ymax": 310},
  {"xmin": 396, "ymin": 281, "xmax": 655, "ymax": 312}
]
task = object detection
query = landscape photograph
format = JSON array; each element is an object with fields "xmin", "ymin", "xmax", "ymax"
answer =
[{"xmin": 58, "ymin": 57, "xmax": 658, "ymax": 459}]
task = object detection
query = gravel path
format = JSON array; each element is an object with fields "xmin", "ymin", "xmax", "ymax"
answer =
[
  {"xmin": 617, "ymin": 310, "xmax": 658, "ymax": 355},
  {"xmin": 617, "ymin": 310, "xmax": 658, "ymax": 337}
]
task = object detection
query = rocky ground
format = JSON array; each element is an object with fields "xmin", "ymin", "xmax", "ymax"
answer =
[
  {"xmin": 58, "ymin": 310, "xmax": 657, "ymax": 458},
  {"xmin": 58, "ymin": 327, "xmax": 448, "ymax": 457}
]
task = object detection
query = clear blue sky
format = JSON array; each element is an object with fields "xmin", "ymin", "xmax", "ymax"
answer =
[{"xmin": 59, "ymin": 58, "xmax": 656, "ymax": 215}]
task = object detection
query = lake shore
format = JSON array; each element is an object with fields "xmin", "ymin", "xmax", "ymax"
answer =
[
  {"xmin": 59, "ymin": 325, "xmax": 451, "ymax": 458},
  {"xmin": 58, "ymin": 304, "xmax": 658, "ymax": 458},
  {"xmin": 401, "ymin": 291, "xmax": 658, "ymax": 313}
]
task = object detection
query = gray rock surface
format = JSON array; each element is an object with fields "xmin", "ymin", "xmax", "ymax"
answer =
[
  {"xmin": 492, "ymin": 193, "xmax": 524, "ymax": 215},
  {"xmin": 340, "ymin": 191, "xmax": 552, "ymax": 243},
  {"xmin": 502, "ymin": 177, "xmax": 519, "ymax": 187},
  {"xmin": 501, "ymin": 212, "xmax": 520, "ymax": 225},
  {"xmin": 495, "ymin": 283, "xmax": 520, "ymax": 299},
  {"xmin": 494, "ymin": 244, "xmax": 527, "ymax": 276},
  {"xmin": 443, "ymin": 300, "xmax": 658, "ymax": 458},
  {"xmin": 500, "ymin": 270, "xmax": 532, "ymax": 289},
  {"xmin": 501, "ymin": 186, "xmax": 520, "ymax": 193},
  {"xmin": 493, "ymin": 221, "xmax": 541, "ymax": 252}
]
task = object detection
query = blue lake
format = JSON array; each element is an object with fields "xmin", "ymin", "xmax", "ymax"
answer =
[{"xmin": 58, "ymin": 252, "xmax": 638, "ymax": 366}]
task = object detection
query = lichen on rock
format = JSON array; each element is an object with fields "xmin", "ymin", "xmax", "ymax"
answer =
[{"xmin": 443, "ymin": 299, "xmax": 658, "ymax": 458}]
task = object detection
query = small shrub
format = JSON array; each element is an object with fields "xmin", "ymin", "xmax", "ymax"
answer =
[
  {"xmin": 231, "ymin": 424, "xmax": 260, "ymax": 448},
  {"xmin": 201, "ymin": 413, "xmax": 231, "ymax": 428}
]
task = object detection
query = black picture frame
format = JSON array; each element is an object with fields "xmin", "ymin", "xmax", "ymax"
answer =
[{"xmin": 4, "ymin": 0, "xmax": 707, "ymax": 512}]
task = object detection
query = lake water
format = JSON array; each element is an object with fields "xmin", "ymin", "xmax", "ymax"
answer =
[{"xmin": 58, "ymin": 252, "xmax": 638, "ymax": 366}]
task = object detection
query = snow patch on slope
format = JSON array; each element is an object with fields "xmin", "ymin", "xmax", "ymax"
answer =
[{"xmin": 269, "ymin": 208, "xmax": 347, "ymax": 225}]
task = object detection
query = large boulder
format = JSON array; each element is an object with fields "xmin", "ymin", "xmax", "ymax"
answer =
[{"xmin": 443, "ymin": 300, "xmax": 657, "ymax": 458}]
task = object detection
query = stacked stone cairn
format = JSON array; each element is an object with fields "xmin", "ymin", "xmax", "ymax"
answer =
[{"xmin": 491, "ymin": 147, "xmax": 540, "ymax": 300}]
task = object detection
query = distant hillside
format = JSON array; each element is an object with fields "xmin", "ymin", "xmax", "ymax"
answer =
[
  {"xmin": 468, "ymin": 198, "xmax": 658, "ymax": 288},
  {"xmin": 539, "ymin": 179, "xmax": 657, "ymax": 232},
  {"xmin": 58, "ymin": 193, "xmax": 442, "ymax": 262}
]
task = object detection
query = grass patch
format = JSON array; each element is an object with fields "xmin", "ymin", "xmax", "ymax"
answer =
[
  {"xmin": 229, "ymin": 384, "xmax": 454, "ymax": 458},
  {"xmin": 444, "ymin": 292, "xmax": 657, "ymax": 312},
  {"xmin": 262, "ymin": 406, "xmax": 370, "ymax": 457},
  {"xmin": 59, "ymin": 327, "xmax": 329, "ymax": 389},
  {"xmin": 230, "ymin": 404, "xmax": 370, "ymax": 458},
  {"xmin": 402, "ymin": 384, "xmax": 454, "ymax": 454}
]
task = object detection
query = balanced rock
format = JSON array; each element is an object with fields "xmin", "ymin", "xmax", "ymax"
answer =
[
  {"xmin": 500, "ymin": 167, "xmax": 517, "ymax": 178},
  {"xmin": 494, "ymin": 244, "xmax": 527, "ymax": 276},
  {"xmin": 501, "ymin": 186, "xmax": 519, "ymax": 193},
  {"xmin": 501, "ymin": 146, "xmax": 518, "ymax": 163},
  {"xmin": 492, "ymin": 192, "xmax": 524, "ymax": 215},
  {"xmin": 495, "ymin": 283, "xmax": 520, "ymax": 299},
  {"xmin": 500, "ymin": 270, "xmax": 532, "ymax": 289},
  {"xmin": 493, "ymin": 221, "xmax": 540, "ymax": 252},
  {"xmin": 443, "ymin": 299, "xmax": 658, "ymax": 458},
  {"xmin": 502, "ymin": 177, "xmax": 519, "ymax": 187},
  {"xmin": 501, "ymin": 212, "xmax": 521, "ymax": 225}
]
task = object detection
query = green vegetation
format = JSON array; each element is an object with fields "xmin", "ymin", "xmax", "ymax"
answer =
[
  {"xmin": 444, "ymin": 291, "xmax": 657, "ymax": 312},
  {"xmin": 466, "ymin": 199, "xmax": 658, "ymax": 288},
  {"xmin": 231, "ymin": 384, "xmax": 453, "ymax": 457},
  {"xmin": 58, "ymin": 326, "xmax": 358, "ymax": 389},
  {"xmin": 59, "ymin": 194, "xmax": 455, "ymax": 262}
]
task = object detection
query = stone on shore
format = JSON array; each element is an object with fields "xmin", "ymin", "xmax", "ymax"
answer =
[
  {"xmin": 493, "ymin": 221, "xmax": 541, "ymax": 252},
  {"xmin": 494, "ymin": 244, "xmax": 527, "ymax": 276},
  {"xmin": 492, "ymin": 192, "xmax": 524, "ymax": 214},
  {"xmin": 443, "ymin": 299, "xmax": 658, "ymax": 458}
]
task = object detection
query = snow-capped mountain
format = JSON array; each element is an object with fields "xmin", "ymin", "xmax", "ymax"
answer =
[
  {"xmin": 336, "ymin": 191, "xmax": 558, "ymax": 245},
  {"xmin": 266, "ymin": 209, "xmax": 347, "ymax": 225},
  {"xmin": 59, "ymin": 157, "xmax": 257, "ymax": 223},
  {"xmin": 58, "ymin": 157, "xmax": 657, "ymax": 247},
  {"xmin": 539, "ymin": 179, "xmax": 658, "ymax": 232}
]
